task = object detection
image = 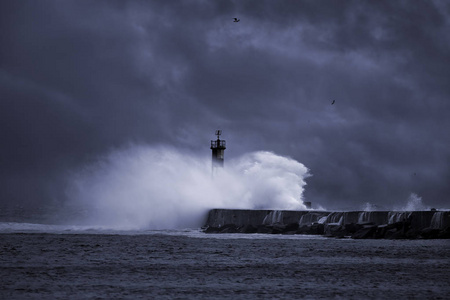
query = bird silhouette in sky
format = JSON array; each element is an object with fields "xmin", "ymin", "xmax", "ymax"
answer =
[
  {"xmin": 331, "ymin": 100, "xmax": 335, "ymax": 105},
  {"xmin": 233, "ymin": 18, "xmax": 240, "ymax": 22}
]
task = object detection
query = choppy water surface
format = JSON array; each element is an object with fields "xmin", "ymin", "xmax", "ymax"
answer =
[{"xmin": 0, "ymin": 225, "xmax": 449, "ymax": 299}]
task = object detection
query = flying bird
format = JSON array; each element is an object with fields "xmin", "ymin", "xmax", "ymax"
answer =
[
  {"xmin": 331, "ymin": 100, "xmax": 335, "ymax": 105},
  {"xmin": 233, "ymin": 18, "xmax": 240, "ymax": 22}
]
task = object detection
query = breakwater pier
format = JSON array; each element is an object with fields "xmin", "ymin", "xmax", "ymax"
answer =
[{"xmin": 203, "ymin": 209, "xmax": 450, "ymax": 239}]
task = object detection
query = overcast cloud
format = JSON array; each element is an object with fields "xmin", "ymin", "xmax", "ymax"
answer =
[{"xmin": 1, "ymin": 0, "xmax": 449, "ymax": 213}]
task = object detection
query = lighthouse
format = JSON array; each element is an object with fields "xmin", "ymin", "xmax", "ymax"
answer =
[{"xmin": 211, "ymin": 130, "xmax": 226, "ymax": 169}]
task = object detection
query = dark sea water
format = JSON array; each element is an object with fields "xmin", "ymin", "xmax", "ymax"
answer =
[{"xmin": 1, "ymin": 224, "xmax": 449, "ymax": 299}]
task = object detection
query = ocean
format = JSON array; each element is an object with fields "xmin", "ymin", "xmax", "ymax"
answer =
[{"xmin": 1, "ymin": 223, "xmax": 449, "ymax": 299}]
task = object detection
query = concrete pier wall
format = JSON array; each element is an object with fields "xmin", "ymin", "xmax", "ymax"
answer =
[{"xmin": 204, "ymin": 209, "xmax": 312, "ymax": 227}]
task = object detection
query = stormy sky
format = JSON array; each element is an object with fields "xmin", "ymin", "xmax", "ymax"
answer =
[{"xmin": 1, "ymin": 0, "xmax": 449, "ymax": 212}]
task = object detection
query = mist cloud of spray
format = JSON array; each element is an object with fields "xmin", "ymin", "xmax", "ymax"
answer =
[
  {"xmin": 395, "ymin": 193, "xmax": 427, "ymax": 211},
  {"xmin": 65, "ymin": 145, "xmax": 310, "ymax": 229}
]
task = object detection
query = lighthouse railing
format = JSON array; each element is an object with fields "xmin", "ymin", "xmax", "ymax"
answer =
[{"xmin": 211, "ymin": 140, "xmax": 226, "ymax": 148}]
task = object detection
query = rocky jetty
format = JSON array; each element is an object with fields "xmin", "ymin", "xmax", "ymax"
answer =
[{"xmin": 203, "ymin": 209, "xmax": 450, "ymax": 239}]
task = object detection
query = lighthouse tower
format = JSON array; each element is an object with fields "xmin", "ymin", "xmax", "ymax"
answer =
[{"xmin": 211, "ymin": 130, "xmax": 226, "ymax": 169}]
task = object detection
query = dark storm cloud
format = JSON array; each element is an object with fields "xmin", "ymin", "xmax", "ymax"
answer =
[{"xmin": 1, "ymin": 0, "xmax": 449, "ymax": 211}]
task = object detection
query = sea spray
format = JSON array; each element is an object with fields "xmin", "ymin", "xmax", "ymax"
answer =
[
  {"xmin": 64, "ymin": 145, "xmax": 310, "ymax": 229},
  {"xmin": 394, "ymin": 193, "xmax": 427, "ymax": 211}
]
